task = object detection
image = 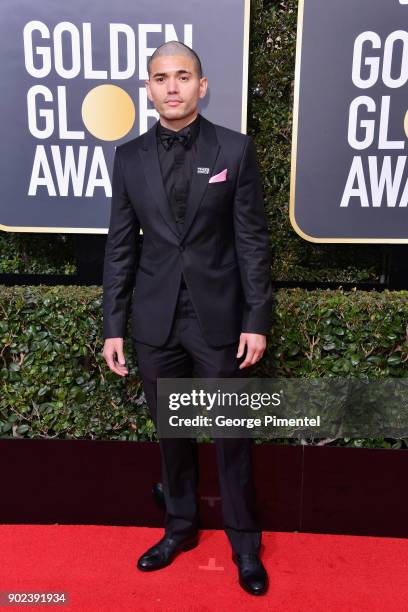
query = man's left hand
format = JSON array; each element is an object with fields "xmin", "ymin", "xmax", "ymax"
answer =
[{"xmin": 236, "ymin": 333, "xmax": 266, "ymax": 369}]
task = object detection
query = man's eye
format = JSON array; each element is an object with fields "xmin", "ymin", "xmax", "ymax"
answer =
[{"xmin": 180, "ymin": 76, "xmax": 188, "ymax": 81}]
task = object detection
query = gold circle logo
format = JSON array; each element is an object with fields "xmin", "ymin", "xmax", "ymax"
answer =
[
  {"xmin": 404, "ymin": 110, "xmax": 408, "ymax": 138},
  {"xmin": 81, "ymin": 84, "xmax": 135, "ymax": 141}
]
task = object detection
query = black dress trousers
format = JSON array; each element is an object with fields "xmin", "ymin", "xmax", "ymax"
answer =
[{"xmin": 132, "ymin": 283, "xmax": 262, "ymax": 555}]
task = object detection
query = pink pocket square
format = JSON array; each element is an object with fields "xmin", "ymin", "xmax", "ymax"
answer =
[{"xmin": 208, "ymin": 168, "xmax": 228, "ymax": 183}]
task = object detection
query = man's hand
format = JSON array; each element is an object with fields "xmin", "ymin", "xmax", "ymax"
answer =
[
  {"xmin": 102, "ymin": 337, "xmax": 129, "ymax": 377},
  {"xmin": 237, "ymin": 333, "xmax": 266, "ymax": 369}
]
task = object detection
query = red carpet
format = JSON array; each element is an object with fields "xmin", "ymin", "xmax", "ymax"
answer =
[{"xmin": 0, "ymin": 525, "xmax": 407, "ymax": 610}]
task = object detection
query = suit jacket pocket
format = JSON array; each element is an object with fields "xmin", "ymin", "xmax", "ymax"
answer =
[
  {"xmin": 218, "ymin": 259, "xmax": 238, "ymax": 271},
  {"xmin": 138, "ymin": 263, "xmax": 155, "ymax": 276},
  {"xmin": 207, "ymin": 179, "xmax": 229, "ymax": 189}
]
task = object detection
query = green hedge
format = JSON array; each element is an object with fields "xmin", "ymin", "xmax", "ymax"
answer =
[
  {"xmin": 0, "ymin": 0, "xmax": 385, "ymax": 282},
  {"xmin": 1, "ymin": 285, "xmax": 407, "ymax": 448}
]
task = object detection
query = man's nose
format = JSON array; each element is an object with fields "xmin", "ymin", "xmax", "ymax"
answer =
[{"xmin": 166, "ymin": 76, "xmax": 179, "ymax": 93}]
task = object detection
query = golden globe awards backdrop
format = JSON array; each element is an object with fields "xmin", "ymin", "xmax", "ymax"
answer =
[
  {"xmin": 0, "ymin": 0, "xmax": 250, "ymax": 233},
  {"xmin": 291, "ymin": 0, "xmax": 408, "ymax": 242}
]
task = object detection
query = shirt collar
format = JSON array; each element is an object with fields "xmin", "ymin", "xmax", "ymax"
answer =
[{"xmin": 156, "ymin": 112, "xmax": 201, "ymax": 145}]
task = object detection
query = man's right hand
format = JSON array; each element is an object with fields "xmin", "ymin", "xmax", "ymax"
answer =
[{"xmin": 102, "ymin": 337, "xmax": 129, "ymax": 377}]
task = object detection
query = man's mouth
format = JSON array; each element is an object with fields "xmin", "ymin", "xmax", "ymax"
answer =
[{"xmin": 166, "ymin": 100, "xmax": 182, "ymax": 106}]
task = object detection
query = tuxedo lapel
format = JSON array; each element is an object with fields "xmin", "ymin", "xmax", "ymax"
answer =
[
  {"xmin": 180, "ymin": 114, "xmax": 220, "ymax": 242},
  {"xmin": 139, "ymin": 114, "xmax": 220, "ymax": 242},
  {"xmin": 140, "ymin": 121, "xmax": 179, "ymax": 238}
]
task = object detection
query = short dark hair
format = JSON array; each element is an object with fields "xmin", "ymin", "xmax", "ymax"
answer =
[{"xmin": 147, "ymin": 41, "xmax": 203, "ymax": 79}]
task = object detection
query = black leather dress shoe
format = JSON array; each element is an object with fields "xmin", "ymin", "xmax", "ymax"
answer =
[
  {"xmin": 137, "ymin": 534, "xmax": 199, "ymax": 571},
  {"xmin": 232, "ymin": 552, "xmax": 268, "ymax": 595}
]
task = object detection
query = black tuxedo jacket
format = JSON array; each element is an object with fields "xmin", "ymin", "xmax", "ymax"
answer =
[{"xmin": 102, "ymin": 113, "xmax": 272, "ymax": 348}]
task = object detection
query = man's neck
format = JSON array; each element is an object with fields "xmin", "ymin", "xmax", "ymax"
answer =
[{"xmin": 159, "ymin": 110, "xmax": 199, "ymax": 132}]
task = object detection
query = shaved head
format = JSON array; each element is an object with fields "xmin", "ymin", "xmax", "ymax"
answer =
[{"xmin": 147, "ymin": 41, "xmax": 203, "ymax": 79}]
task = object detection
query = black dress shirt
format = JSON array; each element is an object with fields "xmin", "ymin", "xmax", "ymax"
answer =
[
  {"xmin": 156, "ymin": 113, "xmax": 201, "ymax": 235},
  {"xmin": 156, "ymin": 113, "xmax": 201, "ymax": 298}
]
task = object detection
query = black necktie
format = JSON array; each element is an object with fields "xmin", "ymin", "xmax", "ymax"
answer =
[{"xmin": 159, "ymin": 128, "xmax": 191, "ymax": 150}]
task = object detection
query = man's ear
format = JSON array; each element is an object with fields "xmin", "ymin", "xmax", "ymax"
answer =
[
  {"xmin": 145, "ymin": 80, "xmax": 153, "ymax": 102},
  {"xmin": 199, "ymin": 77, "xmax": 208, "ymax": 99}
]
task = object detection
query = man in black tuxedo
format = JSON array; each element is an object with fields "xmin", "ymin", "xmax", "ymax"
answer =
[{"xmin": 102, "ymin": 41, "xmax": 272, "ymax": 596}]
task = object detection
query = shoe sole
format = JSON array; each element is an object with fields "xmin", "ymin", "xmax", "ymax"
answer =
[{"xmin": 137, "ymin": 537, "xmax": 199, "ymax": 572}]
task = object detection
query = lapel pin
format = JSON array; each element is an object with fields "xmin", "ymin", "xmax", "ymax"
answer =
[{"xmin": 197, "ymin": 167, "xmax": 210, "ymax": 174}]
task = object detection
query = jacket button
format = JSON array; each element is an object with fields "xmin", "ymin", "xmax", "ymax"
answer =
[{"xmin": 179, "ymin": 245, "xmax": 185, "ymax": 252}]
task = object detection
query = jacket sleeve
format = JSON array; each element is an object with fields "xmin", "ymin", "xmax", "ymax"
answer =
[
  {"xmin": 233, "ymin": 135, "xmax": 273, "ymax": 335},
  {"xmin": 102, "ymin": 147, "xmax": 140, "ymax": 339}
]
